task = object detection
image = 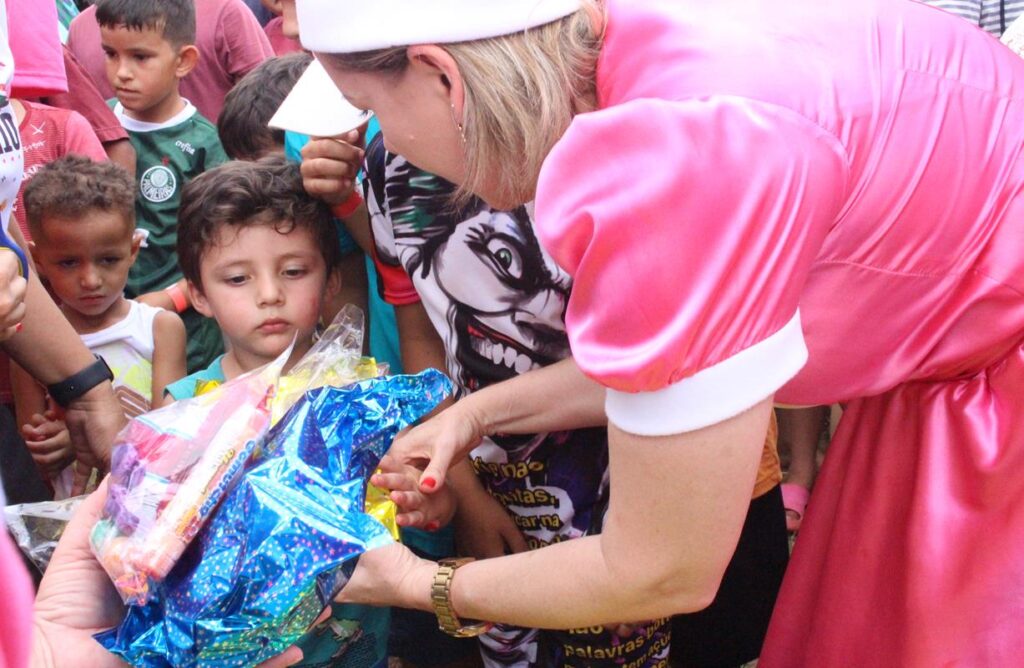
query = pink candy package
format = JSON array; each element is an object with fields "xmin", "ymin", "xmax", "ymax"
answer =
[{"xmin": 90, "ymin": 354, "xmax": 286, "ymax": 605}]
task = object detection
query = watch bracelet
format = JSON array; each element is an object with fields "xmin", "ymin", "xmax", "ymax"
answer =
[{"xmin": 431, "ymin": 559, "xmax": 492, "ymax": 638}]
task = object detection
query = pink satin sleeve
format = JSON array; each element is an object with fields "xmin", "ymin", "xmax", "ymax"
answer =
[{"xmin": 535, "ymin": 98, "xmax": 849, "ymax": 432}]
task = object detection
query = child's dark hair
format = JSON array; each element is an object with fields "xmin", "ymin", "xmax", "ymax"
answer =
[
  {"xmin": 177, "ymin": 156, "xmax": 339, "ymax": 289},
  {"xmin": 96, "ymin": 0, "xmax": 196, "ymax": 47},
  {"xmin": 23, "ymin": 155, "xmax": 136, "ymax": 238},
  {"xmin": 218, "ymin": 53, "xmax": 313, "ymax": 160}
]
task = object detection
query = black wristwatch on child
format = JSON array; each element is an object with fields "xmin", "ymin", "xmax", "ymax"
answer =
[{"xmin": 47, "ymin": 355, "xmax": 114, "ymax": 408}]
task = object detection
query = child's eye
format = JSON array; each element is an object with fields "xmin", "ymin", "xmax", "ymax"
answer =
[
  {"xmin": 133, "ymin": 54, "xmax": 151, "ymax": 63},
  {"xmin": 100, "ymin": 256, "xmax": 122, "ymax": 266},
  {"xmin": 57, "ymin": 259, "xmax": 78, "ymax": 269},
  {"xmin": 224, "ymin": 275, "xmax": 248, "ymax": 285},
  {"xmin": 283, "ymin": 267, "xmax": 308, "ymax": 278}
]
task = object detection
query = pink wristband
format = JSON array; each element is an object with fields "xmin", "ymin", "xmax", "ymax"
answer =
[
  {"xmin": 331, "ymin": 189, "xmax": 364, "ymax": 219},
  {"xmin": 165, "ymin": 283, "xmax": 188, "ymax": 313}
]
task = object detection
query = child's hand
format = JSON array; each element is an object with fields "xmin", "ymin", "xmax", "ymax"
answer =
[
  {"xmin": 299, "ymin": 132, "xmax": 364, "ymax": 206},
  {"xmin": 371, "ymin": 454, "xmax": 456, "ymax": 531},
  {"xmin": 452, "ymin": 482, "xmax": 529, "ymax": 559},
  {"xmin": 22, "ymin": 410, "xmax": 74, "ymax": 479}
]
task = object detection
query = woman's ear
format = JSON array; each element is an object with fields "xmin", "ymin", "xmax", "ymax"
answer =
[{"xmin": 406, "ymin": 45, "xmax": 465, "ymax": 122}]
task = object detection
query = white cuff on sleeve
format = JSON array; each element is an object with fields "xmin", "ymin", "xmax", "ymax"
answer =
[{"xmin": 605, "ymin": 312, "xmax": 807, "ymax": 436}]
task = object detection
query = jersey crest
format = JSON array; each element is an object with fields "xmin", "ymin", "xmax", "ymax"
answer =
[{"xmin": 140, "ymin": 164, "xmax": 177, "ymax": 203}]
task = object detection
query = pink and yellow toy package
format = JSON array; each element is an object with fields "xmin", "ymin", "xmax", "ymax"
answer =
[{"xmin": 90, "ymin": 352, "xmax": 288, "ymax": 605}]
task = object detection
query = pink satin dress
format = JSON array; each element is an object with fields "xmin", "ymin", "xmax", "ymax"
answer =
[{"xmin": 535, "ymin": 0, "xmax": 1024, "ymax": 665}]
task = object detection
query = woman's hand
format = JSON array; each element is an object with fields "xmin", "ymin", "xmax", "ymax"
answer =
[
  {"xmin": 30, "ymin": 480, "xmax": 311, "ymax": 668},
  {"xmin": 335, "ymin": 542, "xmax": 436, "ymax": 610},
  {"xmin": 388, "ymin": 401, "xmax": 486, "ymax": 495},
  {"xmin": 0, "ymin": 247, "xmax": 27, "ymax": 340},
  {"xmin": 371, "ymin": 454, "xmax": 456, "ymax": 530},
  {"xmin": 32, "ymin": 481, "xmax": 129, "ymax": 668}
]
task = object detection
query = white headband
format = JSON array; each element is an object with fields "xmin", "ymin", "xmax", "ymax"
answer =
[{"xmin": 296, "ymin": 0, "xmax": 582, "ymax": 53}]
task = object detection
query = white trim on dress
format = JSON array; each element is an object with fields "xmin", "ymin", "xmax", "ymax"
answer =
[{"xmin": 605, "ymin": 311, "xmax": 807, "ymax": 436}]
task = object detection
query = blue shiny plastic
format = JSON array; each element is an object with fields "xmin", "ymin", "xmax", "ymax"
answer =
[{"xmin": 96, "ymin": 370, "xmax": 451, "ymax": 667}]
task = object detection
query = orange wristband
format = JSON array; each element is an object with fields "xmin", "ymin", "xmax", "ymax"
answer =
[
  {"xmin": 164, "ymin": 282, "xmax": 188, "ymax": 313},
  {"xmin": 331, "ymin": 189, "xmax": 364, "ymax": 219}
]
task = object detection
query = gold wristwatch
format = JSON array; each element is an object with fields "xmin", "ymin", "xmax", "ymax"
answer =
[{"xmin": 431, "ymin": 558, "xmax": 493, "ymax": 637}]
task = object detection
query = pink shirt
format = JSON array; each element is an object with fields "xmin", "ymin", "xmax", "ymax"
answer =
[
  {"xmin": 535, "ymin": 0, "xmax": 1024, "ymax": 434},
  {"xmin": 13, "ymin": 100, "xmax": 107, "ymax": 241},
  {"xmin": 68, "ymin": 0, "xmax": 274, "ymax": 122},
  {"xmin": 7, "ymin": 0, "xmax": 66, "ymax": 97}
]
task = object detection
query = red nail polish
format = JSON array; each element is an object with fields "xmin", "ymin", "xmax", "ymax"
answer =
[
  {"xmin": 426, "ymin": 520, "xmax": 440, "ymax": 532},
  {"xmin": 13, "ymin": 322, "xmax": 22, "ymax": 333},
  {"xmin": 421, "ymin": 476, "xmax": 437, "ymax": 490}
]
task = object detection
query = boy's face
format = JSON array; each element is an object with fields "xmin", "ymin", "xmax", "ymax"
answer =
[
  {"xmin": 30, "ymin": 210, "xmax": 140, "ymax": 321},
  {"xmin": 189, "ymin": 223, "xmax": 337, "ymax": 369},
  {"xmin": 100, "ymin": 24, "xmax": 197, "ymax": 123}
]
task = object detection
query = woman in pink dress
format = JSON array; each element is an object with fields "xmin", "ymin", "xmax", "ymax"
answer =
[{"xmin": 284, "ymin": 0, "xmax": 1024, "ymax": 664}]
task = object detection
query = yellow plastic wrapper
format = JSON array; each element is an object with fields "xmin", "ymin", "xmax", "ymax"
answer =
[
  {"xmin": 365, "ymin": 477, "xmax": 400, "ymax": 540},
  {"xmin": 269, "ymin": 306, "xmax": 399, "ymax": 539}
]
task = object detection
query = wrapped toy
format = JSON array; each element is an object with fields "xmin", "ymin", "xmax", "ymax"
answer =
[
  {"xmin": 4, "ymin": 495, "xmax": 86, "ymax": 573},
  {"xmin": 97, "ymin": 370, "xmax": 451, "ymax": 667},
  {"xmin": 271, "ymin": 305, "xmax": 399, "ymax": 540},
  {"xmin": 90, "ymin": 350, "xmax": 289, "ymax": 604},
  {"xmin": 271, "ymin": 304, "xmax": 386, "ymax": 424}
]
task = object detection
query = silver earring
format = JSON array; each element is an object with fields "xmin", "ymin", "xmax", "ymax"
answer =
[{"xmin": 451, "ymin": 103, "xmax": 467, "ymax": 144}]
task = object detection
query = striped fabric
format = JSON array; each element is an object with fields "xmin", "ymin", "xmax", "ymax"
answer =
[
  {"xmin": 54, "ymin": 0, "xmax": 79, "ymax": 43},
  {"xmin": 925, "ymin": 0, "xmax": 1024, "ymax": 34}
]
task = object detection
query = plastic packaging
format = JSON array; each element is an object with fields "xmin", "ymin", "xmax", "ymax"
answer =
[
  {"xmin": 271, "ymin": 304, "xmax": 386, "ymax": 424},
  {"xmin": 90, "ymin": 350, "xmax": 288, "ymax": 604},
  {"xmin": 96, "ymin": 370, "xmax": 452, "ymax": 667},
  {"xmin": 4, "ymin": 495, "xmax": 86, "ymax": 573},
  {"xmin": 272, "ymin": 305, "xmax": 399, "ymax": 540}
]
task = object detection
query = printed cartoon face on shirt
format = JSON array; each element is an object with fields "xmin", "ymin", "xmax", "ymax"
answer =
[
  {"xmin": 431, "ymin": 208, "xmax": 571, "ymax": 390},
  {"xmin": 381, "ymin": 169, "xmax": 572, "ymax": 397}
]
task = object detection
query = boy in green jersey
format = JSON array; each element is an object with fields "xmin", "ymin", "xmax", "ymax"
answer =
[{"xmin": 97, "ymin": 0, "xmax": 228, "ymax": 372}]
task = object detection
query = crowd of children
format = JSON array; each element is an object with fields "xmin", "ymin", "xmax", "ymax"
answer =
[{"xmin": 7, "ymin": 0, "xmax": 1024, "ymax": 667}]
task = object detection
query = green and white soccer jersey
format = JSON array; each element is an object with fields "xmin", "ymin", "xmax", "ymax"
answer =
[{"xmin": 114, "ymin": 101, "xmax": 228, "ymax": 371}]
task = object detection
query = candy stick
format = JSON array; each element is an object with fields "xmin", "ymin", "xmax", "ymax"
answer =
[{"xmin": 134, "ymin": 391, "xmax": 271, "ymax": 579}]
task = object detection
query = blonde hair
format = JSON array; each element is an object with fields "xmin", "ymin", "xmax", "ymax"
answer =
[{"xmin": 325, "ymin": 2, "xmax": 605, "ymax": 205}]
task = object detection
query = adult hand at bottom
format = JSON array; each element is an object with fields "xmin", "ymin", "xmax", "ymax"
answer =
[
  {"xmin": 30, "ymin": 481, "xmax": 311, "ymax": 668},
  {"xmin": 32, "ymin": 481, "xmax": 127, "ymax": 668},
  {"xmin": 335, "ymin": 542, "xmax": 435, "ymax": 611}
]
